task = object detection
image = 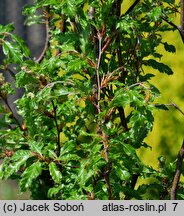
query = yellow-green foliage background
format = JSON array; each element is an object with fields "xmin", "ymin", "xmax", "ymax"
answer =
[
  {"xmin": 0, "ymin": 0, "xmax": 183, "ymax": 199},
  {"xmin": 121, "ymin": 0, "xmax": 184, "ymax": 169},
  {"xmin": 136, "ymin": 2, "xmax": 184, "ymax": 168}
]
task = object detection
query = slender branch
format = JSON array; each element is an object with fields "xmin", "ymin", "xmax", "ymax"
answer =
[
  {"xmin": 51, "ymin": 100, "xmax": 61, "ymax": 156},
  {"xmin": 96, "ymin": 34, "xmax": 113, "ymax": 198},
  {"xmin": 60, "ymin": 14, "xmax": 66, "ymax": 33},
  {"xmin": 100, "ymin": 66, "xmax": 124, "ymax": 88},
  {"xmin": 171, "ymin": 140, "xmax": 184, "ymax": 200},
  {"xmin": 169, "ymin": 99, "xmax": 184, "ymax": 116},
  {"xmin": 96, "ymin": 35, "xmax": 102, "ymax": 113},
  {"xmin": 36, "ymin": 10, "xmax": 50, "ymax": 63},
  {"xmin": 161, "ymin": 16, "xmax": 178, "ymax": 29},
  {"xmin": 92, "ymin": 9, "xmax": 114, "ymax": 197},
  {"xmin": 161, "ymin": 16, "xmax": 184, "ymax": 43},
  {"xmin": 1, "ymin": 96, "xmax": 23, "ymax": 131},
  {"xmin": 89, "ymin": 6, "xmax": 99, "ymax": 57},
  {"xmin": 124, "ymin": 0, "xmax": 141, "ymax": 15},
  {"xmin": 180, "ymin": 0, "xmax": 184, "ymax": 30},
  {"xmin": 156, "ymin": 100, "xmax": 184, "ymax": 116},
  {"xmin": 160, "ymin": 1, "xmax": 184, "ymax": 43}
]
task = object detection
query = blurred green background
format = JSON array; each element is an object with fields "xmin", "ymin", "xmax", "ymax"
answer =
[
  {"xmin": 0, "ymin": 0, "xmax": 183, "ymax": 199},
  {"xmin": 138, "ymin": 13, "xmax": 184, "ymax": 168}
]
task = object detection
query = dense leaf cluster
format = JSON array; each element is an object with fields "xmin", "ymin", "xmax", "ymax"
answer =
[{"xmin": 0, "ymin": 0, "xmax": 183, "ymax": 199}]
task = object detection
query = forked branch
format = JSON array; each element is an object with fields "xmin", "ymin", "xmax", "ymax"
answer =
[{"xmin": 36, "ymin": 9, "xmax": 50, "ymax": 63}]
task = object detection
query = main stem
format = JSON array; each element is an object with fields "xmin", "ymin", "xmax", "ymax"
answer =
[
  {"xmin": 95, "ymin": 33, "xmax": 113, "ymax": 199},
  {"xmin": 96, "ymin": 36, "xmax": 102, "ymax": 114}
]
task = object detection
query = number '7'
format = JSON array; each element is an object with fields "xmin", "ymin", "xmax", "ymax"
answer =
[{"xmin": 172, "ymin": 203, "xmax": 178, "ymax": 211}]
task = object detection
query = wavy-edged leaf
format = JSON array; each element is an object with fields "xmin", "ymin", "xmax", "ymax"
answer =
[
  {"xmin": 155, "ymin": 104, "xmax": 169, "ymax": 111},
  {"xmin": 15, "ymin": 70, "xmax": 37, "ymax": 87},
  {"xmin": 144, "ymin": 59, "xmax": 173, "ymax": 75},
  {"xmin": 49, "ymin": 162, "xmax": 62, "ymax": 183},
  {"xmin": 48, "ymin": 149, "xmax": 58, "ymax": 159},
  {"xmin": 148, "ymin": 7, "xmax": 162, "ymax": 21},
  {"xmin": 123, "ymin": 144, "xmax": 136, "ymax": 156},
  {"xmin": 48, "ymin": 185, "xmax": 63, "ymax": 199},
  {"xmin": 76, "ymin": 158, "xmax": 97, "ymax": 187},
  {"xmin": 0, "ymin": 23, "xmax": 14, "ymax": 34},
  {"xmin": 24, "ymin": 14, "xmax": 45, "ymax": 26},
  {"xmin": 58, "ymin": 141, "xmax": 80, "ymax": 161},
  {"xmin": 2, "ymin": 150, "xmax": 31, "ymax": 179},
  {"xmin": 115, "ymin": 164, "xmax": 131, "ymax": 181},
  {"xmin": 20, "ymin": 161, "xmax": 43, "ymax": 192},
  {"xmin": 59, "ymin": 141, "xmax": 76, "ymax": 157},
  {"xmin": 29, "ymin": 141, "xmax": 44, "ymax": 156},
  {"xmin": 11, "ymin": 34, "xmax": 30, "ymax": 57},
  {"xmin": 3, "ymin": 41, "xmax": 23, "ymax": 63},
  {"xmin": 163, "ymin": 42, "xmax": 176, "ymax": 53}
]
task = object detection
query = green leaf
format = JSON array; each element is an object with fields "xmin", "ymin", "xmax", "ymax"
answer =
[
  {"xmin": 48, "ymin": 185, "xmax": 63, "ymax": 199},
  {"xmin": 49, "ymin": 162, "xmax": 62, "ymax": 183},
  {"xmin": 117, "ymin": 16, "xmax": 137, "ymax": 34},
  {"xmin": 113, "ymin": 91, "xmax": 130, "ymax": 108},
  {"xmin": 48, "ymin": 149, "xmax": 58, "ymax": 159},
  {"xmin": 77, "ymin": 161, "xmax": 94, "ymax": 187},
  {"xmin": 123, "ymin": 144, "xmax": 136, "ymax": 156},
  {"xmin": 23, "ymin": 4, "xmax": 37, "ymax": 15},
  {"xmin": 59, "ymin": 141, "xmax": 75, "ymax": 157},
  {"xmin": 3, "ymin": 41, "xmax": 23, "ymax": 63},
  {"xmin": 2, "ymin": 41, "xmax": 9, "ymax": 55},
  {"xmin": 61, "ymin": 0, "xmax": 83, "ymax": 16},
  {"xmin": 149, "ymin": 83, "xmax": 160, "ymax": 96},
  {"xmin": 67, "ymin": 59, "xmax": 86, "ymax": 72},
  {"xmin": 11, "ymin": 34, "xmax": 30, "ymax": 57},
  {"xmin": 79, "ymin": 130, "xmax": 99, "ymax": 138},
  {"xmin": 29, "ymin": 141, "xmax": 44, "ymax": 156},
  {"xmin": 0, "ymin": 23, "xmax": 14, "ymax": 34},
  {"xmin": 19, "ymin": 161, "xmax": 43, "ymax": 192},
  {"xmin": 52, "ymin": 87, "xmax": 75, "ymax": 98},
  {"xmin": 15, "ymin": 71, "xmax": 37, "ymax": 87},
  {"xmin": 148, "ymin": 7, "xmax": 162, "ymax": 21},
  {"xmin": 115, "ymin": 166, "xmax": 131, "ymax": 181},
  {"xmin": 145, "ymin": 59, "xmax": 173, "ymax": 75},
  {"xmin": 59, "ymin": 141, "xmax": 80, "ymax": 161},
  {"xmin": 178, "ymin": 193, "xmax": 184, "ymax": 199},
  {"xmin": 155, "ymin": 104, "xmax": 169, "ymax": 111},
  {"xmin": 163, "ymin": 42, "xmax": 176, "ymax": 53},
  {"xmin": 139, "ymin": 73, "xmax": 155, "ymax": 81},
  {"xmin": 24, "ymin": 15, "xmax": 44, "ymax": 26},
  {"xmin": 2, "ymin": 150, "xmax": 31, "ymax": 179}
]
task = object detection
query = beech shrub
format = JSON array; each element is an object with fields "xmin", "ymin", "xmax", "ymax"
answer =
[{"xmin": 0, "ymin": 0, "xmax": 183, "ymax": 200}]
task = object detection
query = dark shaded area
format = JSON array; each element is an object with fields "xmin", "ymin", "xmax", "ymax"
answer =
[
  {"xmin": 0, "ymin": 0, "xmax": 45, "ymax": 120},
  {"xmin": 0, "ymin": 0, "xmax": 45, "ymax": 57}
]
